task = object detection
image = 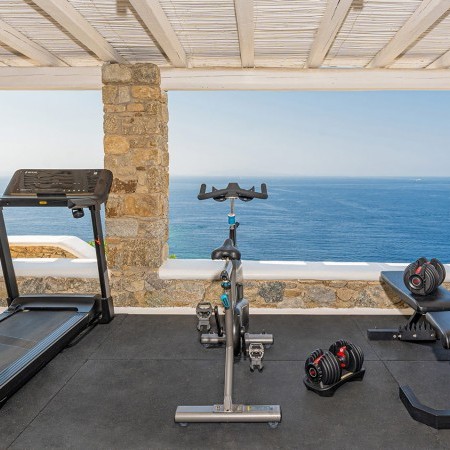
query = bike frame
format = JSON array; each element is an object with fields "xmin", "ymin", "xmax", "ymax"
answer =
[{"xmin": 175, "ymin": 191, "xmax": 281, "ymax": 425}]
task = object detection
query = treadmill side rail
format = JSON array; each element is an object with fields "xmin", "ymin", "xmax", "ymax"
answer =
[{"xmin": 0, "ymin": 311, "xmax": 92, "ymax": 407}]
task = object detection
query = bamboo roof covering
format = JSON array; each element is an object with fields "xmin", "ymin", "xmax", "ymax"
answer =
[{"xmin": 0, "ymin": 0, "xmax": 450, "ymax": 90}]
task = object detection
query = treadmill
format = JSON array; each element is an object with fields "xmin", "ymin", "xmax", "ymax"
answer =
[{"xmin": 0, "ymin": 169, "xmax": 114, "ymax": 406}]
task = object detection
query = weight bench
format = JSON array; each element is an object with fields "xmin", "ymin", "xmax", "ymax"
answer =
[{"xmin": 368, "ymin": 270, "xmax": 450, "ymax": 429}]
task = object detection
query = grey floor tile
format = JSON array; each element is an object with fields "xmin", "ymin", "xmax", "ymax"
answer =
[
  {"xmin": 62, "ymin": 314, "xmax": 127, "ymax": 361},
  {"xmin": 8, "ymin": 359, "xmax": 445, "ymax": 450},
  {"xmin": 386, "ymin": 360, "xmax": 450, "ymax": 411},
  {"xmin": 250, "ymin": 315, "xmax": 378, "ymax": 361},
  {"xmin": 90, "ymin": 315, "xmax": 377, "ymax": 363},
  {"xmin": 90, "ymin": 315, "xmax": 224, "ymax": 361},
  {"xmin": 0, "ymin": 356, "xmax": 86, "ymax": 448},
  {"xmin": 231, "ymin": 360, "xmax": 443, "ymax": 450}
]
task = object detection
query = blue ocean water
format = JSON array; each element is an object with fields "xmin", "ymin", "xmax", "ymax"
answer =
[
  {"xmin": 169, "ymin": 177, "xmax": 450, "ymax": 262},
  {"xmin": 1, "ymin": 176, "xmax": 449, "ymax": 262}
]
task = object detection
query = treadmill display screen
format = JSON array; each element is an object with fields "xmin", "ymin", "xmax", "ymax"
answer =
[
  {"xmin": 6, "ymin": 170, "xmax": 101, "ymax": 196},
  {"xmin": 1, "ymin": 169, "xmax": 113, "ymax": 206},
  {"xmin": 4, "ymin": 169, "xmax": 109, "ymax": 197}
]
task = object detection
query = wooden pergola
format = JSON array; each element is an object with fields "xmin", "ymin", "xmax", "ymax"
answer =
[{"xmin": 0, "ymin": 0, "xmax": 450, "ymax": 90}]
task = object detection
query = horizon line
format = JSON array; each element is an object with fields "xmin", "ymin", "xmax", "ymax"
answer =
[{"xmin": 0, "ymin": 172, "xmax": 448, "ymax": 179}]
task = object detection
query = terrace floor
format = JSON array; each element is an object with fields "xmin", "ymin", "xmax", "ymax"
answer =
[{"xmin": 2, "ymin": 313, "xmax": 450, "ymax": 449}]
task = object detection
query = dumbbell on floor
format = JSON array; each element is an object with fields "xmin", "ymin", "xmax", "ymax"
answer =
[{"xmin": 304, "ymin": 340, "xmax": 365, "ymax": 396}]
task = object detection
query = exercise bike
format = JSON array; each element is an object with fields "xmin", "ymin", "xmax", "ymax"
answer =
[{"xmin": 175, "ymin": 182, "xmax": 281, "ymax": 426}]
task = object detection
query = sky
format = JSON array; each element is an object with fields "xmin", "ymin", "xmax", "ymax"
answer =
[{"xmin": 0, "ymin": 89, "xmax": 449, "ymax": 177}]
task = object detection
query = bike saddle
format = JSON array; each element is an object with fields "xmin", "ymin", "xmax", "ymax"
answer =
[{"xmin": 211, "ymin": 238, "xmax": 241, "ymax": 261}]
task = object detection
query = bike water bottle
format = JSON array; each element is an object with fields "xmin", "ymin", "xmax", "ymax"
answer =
[{"xmin": 221, "ymin": 293, "xmax": 230, "ymax": 309}]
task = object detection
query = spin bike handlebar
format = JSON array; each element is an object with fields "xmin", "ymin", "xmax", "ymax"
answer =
[{"xmin": 198, "ymin": 182, "xmax": 268, "ymax": 202}]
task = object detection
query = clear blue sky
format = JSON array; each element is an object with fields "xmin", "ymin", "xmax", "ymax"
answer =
[{"xmin": 0, "ymin": 90, "xmax": 449, "ymax": 177}]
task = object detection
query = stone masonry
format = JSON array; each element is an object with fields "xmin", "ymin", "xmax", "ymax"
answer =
[
  {"xmin": 0, "ymin": 272, "xmax": 447, "ymax": 309},
  {"xmin": 10, "ymin": 246, "xmax": 75, "ymax": 258},
  {"xmin": 102, "ymin": 63, "xmax": 169, "ymax": 306}
]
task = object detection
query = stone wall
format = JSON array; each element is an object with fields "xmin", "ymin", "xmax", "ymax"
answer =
[
  {"xmin": 9, "ymin": 246, "xmax": 76, "ymax": 258},
  {"xmin": 102, "ymin": 63, "xmax": 169, "ymax": 306},
  {"xmin": 0, "ymin": 276, "xmax": 429, "ymax": 309},
  {"xmin": 139, "ymin": 277, "xmax": 416, "ymax": 308},
  {"xmin": 0, "ymin": 277, "xmax": 99, "ymax": 307}
]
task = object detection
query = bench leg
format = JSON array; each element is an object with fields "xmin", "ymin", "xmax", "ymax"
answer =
[
  {"xmin": 367, "ymin": 312, "xmax": 436, "ymax": 342},
  {"xmin": 400, "ymin": 385, "xmax": 450, "ymax": 429}
]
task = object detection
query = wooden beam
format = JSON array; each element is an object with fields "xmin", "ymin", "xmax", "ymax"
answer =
[
  {"xmin": 1, "ymin": 67, "xmax": 450, "ymax": 91},
  {"xmin": 428, "ymin": 49, "xmax": 450, "ymax": 69},
  {"xmin": 129, "ymin": 0, "xmax": 186, "ymax": 67},
  {"xmin": 160, "ymin": 68, "xmax": 450, "ymax": 90},
  {"xmin": 234, "ymin": 0, "xmax": 254, "ymax": 68},
  {"xmin": 307, "ymin": 0, "xmax": 353, "ymax": 68},
  {"xmin": 0, "ymin": 19, "xmax": 66, "ymax": 66},
  {"xmin": 31, "ymin": 0, "xmax": 126, "ymax": 63},
  {"xmin": 368, "ymin": 0, "xmax": 450, "ymax": 68},
  {"xmin": 0, "ymin": 66, "xmax": 101, "ymax": 89}
]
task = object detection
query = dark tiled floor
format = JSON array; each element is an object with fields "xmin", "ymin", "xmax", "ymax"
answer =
[{"xmin": 2, "ymin": 314, "xmax": 450, "ymax": 449}]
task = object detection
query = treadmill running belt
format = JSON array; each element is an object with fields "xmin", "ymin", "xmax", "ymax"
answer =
[
  {"xmin": 0, "ymin": 335, "xmax": 35, "ymax": 349},
  {"xmin": 0, "ymin": 310, "xmax": 82, "ymax": 374},
  {"xmin": 0, "ymin": 311, "xmax": 77, "ymax": 342}
]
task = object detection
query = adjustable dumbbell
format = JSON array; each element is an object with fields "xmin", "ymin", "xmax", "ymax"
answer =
[
  {"xmin": 403, "ymin": 257, "xmax": 446, "ymax": 296},
  {"xmin": 329, "ymin": 339, "xmax": 364, "ymax": 373},
  {"xmin": 304, "ymin": 340, "xmax": 364, "ymax": 387}
]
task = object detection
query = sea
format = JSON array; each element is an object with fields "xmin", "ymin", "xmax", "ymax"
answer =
[{"xmin": 1, "ymin": 176, "xmax": 450, "ymax": 263}]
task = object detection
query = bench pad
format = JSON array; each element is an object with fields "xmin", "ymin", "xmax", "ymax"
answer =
[{"xmin": 381, "ymin": 271, "xmax": 450, "ymax": 314}]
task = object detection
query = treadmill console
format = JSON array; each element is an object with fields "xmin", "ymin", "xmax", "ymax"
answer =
[{"xmin": 1, "ymin": 169, "xmax": 113, "ymax": 207}]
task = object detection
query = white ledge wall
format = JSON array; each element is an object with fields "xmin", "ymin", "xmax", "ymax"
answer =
[
  {"xmin": 159, "ymin": 259, "xmax": 443, "ymax": 281},
  {"xmin": 0, "ymin": 237, "xmax": 446, "ymax": 282},
  {"xmin": 2, "ymin": 236, "xmax": 98, "ymax": 278},
  {"xmin": 9, "ymin": 236, "xmax": 96, "ymax": 258},
  {"xmin": 0, "ymin": 258, "xmax": 427, "ymax": 281}
]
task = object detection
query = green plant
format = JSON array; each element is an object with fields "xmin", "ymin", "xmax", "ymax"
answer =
[{"xmin": 87, "ymin": 240, "xmax": 108, "ymax": 253}]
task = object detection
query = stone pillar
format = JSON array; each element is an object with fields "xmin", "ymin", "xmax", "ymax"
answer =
[{"xmin": 102, "ymin": 63, "xmax": 169, "ymax": 306}]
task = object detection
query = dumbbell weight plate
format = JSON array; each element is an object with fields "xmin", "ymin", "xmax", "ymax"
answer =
[
  {"xmin": 430, "ymin": 258, "xmax": 446, "ymax": 286},
  {"xmin": 305, "ymin": 349, "xmax": 341, "ymax": 386},
  {"xmin": 329, "ymin": 339, "xmax": 364, "ymax": 373},
  {"xmin": 403, "ymin": 258, "xmax": 439, "ymax": 295}
]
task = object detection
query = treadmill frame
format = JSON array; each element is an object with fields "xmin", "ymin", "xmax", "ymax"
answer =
[
  {"xmin": 0, "ymin": 203, "xmax": 113, "ymax": 322},
  {"xmin": 0, "ymin": 169, "xmax": 114, "ymax": 406}
]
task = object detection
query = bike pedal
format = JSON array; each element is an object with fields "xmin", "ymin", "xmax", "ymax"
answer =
[
  {"xmin": 248, "ymin": 342, "xmax": 265, "ymax": 372},
  {"xmin": 196, "ymin": 302, "xmax": 213, "ymax": 332}
]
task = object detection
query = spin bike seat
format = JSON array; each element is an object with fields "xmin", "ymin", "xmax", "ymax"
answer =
[{"xmin": 211, "ymin": 239, "xmax": 241, "ymax": 261}]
